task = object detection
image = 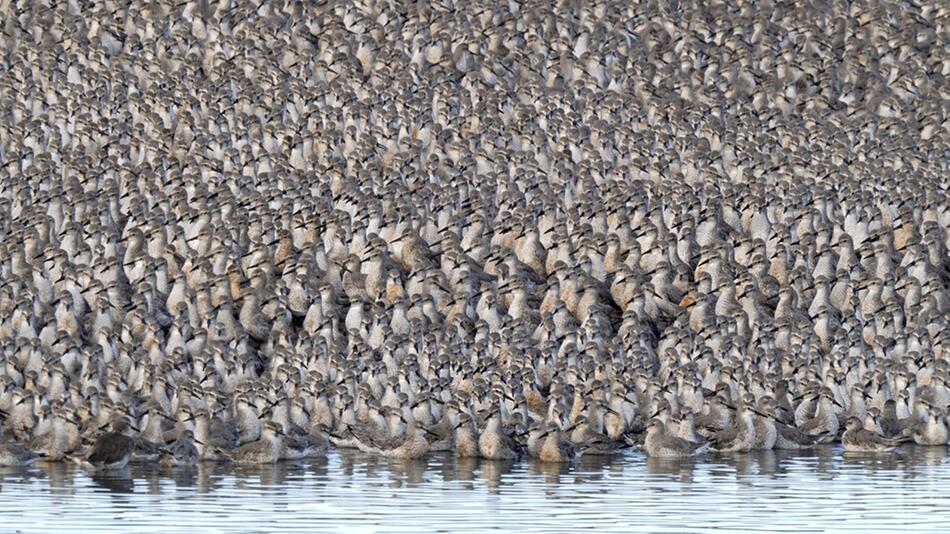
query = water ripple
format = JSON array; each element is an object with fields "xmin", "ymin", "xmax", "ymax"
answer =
[{"xmin": 2, "ymin": 446, "xmax": 950, "ymax": 532}]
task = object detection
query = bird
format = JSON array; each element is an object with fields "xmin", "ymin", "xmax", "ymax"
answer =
[
  {"xmin": 160, "ymin": 429, "xmax": 201, "ymax": 467},
  {"xmin": 536, "ymin": 423, "xmax": 583, "ymax": 463},
  {"xmin": 453, "ymin": 413, "xmax": 481, "ymax": 458},
  {"xmin": 477, "ymin": 409, "xmax": 520, "ymax": 461},
  {"xmin": 841, "ymin": 417, "xmax": 910, "ymax": 453},
  {"xmin": 643, "ymin": 420, "xmax": 709, "ymax": 458},
  {"xmin": 365, "ymin": 417, "xmax": 433, "ymax": 460},
  {"xmin": 710, "ymin": 401, "xmax": 757, "ymax": 452},
  {"xmin": 223, "ymin": 421, "xmax": 284, "ymax": 465},
  {"xmin": 911, "ymin": 407, "xmax": 949, "ymax": 447},
  {"xmin": 75, "ymin": 416, "xmax": 136, "ymax": 470},
  {"xmin": 773, "ymin": 422, "xmax": 827, "ymax": 450},
  {"xmin": 0, "ymin": 442, "xmax": 45, "ymax": 466}
]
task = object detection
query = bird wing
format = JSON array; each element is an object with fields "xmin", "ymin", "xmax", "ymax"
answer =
[
  {"xmin": 776, "ymin": 423, "xmax": 816, "ymax": 444},
  {"xmin": 656, "ymin": 433, "xmax": 702, "ymax": 452},
  {"xmin": 797, "ymin": 415, "xmax": 825, "ymax": 434},
  {"xmin": 713, "ymin": 423, "xmax": 740, "ymax": 444},
  {"xmin": 370, "ymin": 433, "xmax": 406, "ymax": 451},
  {"xmin": 231, "ymin": 438, "xmax": 269, "ymax": 458},
  {"xmin": 87, "ymin": 433, "xmax": 134, "ymax": 463}
]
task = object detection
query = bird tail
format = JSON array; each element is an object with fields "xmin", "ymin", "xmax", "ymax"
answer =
[
  {"xmin": 66, "ymin": 455, "xmax": 95, "ymax": 469},
  {"xmin": 890, "ymin": 435, "xmax": 915, "ymax": 445},
  {"xmin": 622, "ymin": 431, "xmax": 645, "ymax": 448},
  {"xmin": 211, "ymin": 447, "xmax": 233, "ymax": 462},
  {"xmin": 23, "ymin": 452, "xmax": 48, "ymax": 466}
]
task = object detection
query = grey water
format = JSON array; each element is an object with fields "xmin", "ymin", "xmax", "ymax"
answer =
[{"xmin": 2, "ymin": 447, "xmax": 950, "ymax": 532}]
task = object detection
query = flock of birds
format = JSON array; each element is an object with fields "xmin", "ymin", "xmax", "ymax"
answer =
[{"xmin": 0, "ymin": 0, "xmax": 948, "ymax": 470}]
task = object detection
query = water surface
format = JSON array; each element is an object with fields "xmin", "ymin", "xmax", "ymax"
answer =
[{"xmin": 2, "ymin": 446, "xmax": 949, "ymax": 532}]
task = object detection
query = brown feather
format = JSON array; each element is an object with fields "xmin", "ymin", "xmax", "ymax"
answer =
[{"xmin": 88, "ymin": 433, "xmax": 134, "ymax": 464}]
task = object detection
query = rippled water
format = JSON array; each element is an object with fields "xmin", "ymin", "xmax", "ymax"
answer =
[{"xmin": 2, "ymin": 446, "xmax": 950, "ymax": 532}]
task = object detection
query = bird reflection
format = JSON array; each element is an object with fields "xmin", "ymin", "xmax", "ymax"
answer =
[
  {"xmin": 754, "ymin": 450, "xmax": 778, "ymax": 476},
  {"xmin": 88, "ymin": 467, "xmax": 134, "ymax": 494},
  {"xmin": 255, "ymin": 463, "xmax": 294, "ymax": 491},
  {"xmin": 193, "ymin": 464, "xmax": 220, "ymax": 495},
  {"xmin": 478, "ymin": 459, "xmax": 515, "ymax": 494},
  {"xmin": 840, "ymin": 451, "xmax": 908, "ymax": 473},
  {"xmin": 386, "ymin": 457, "xmax": 429, "ymax": 488},
  {"xmin": 575, "ymin": 454, "xmax": 622, "ymax": 481},
  {"xmin": 812, "ymin": 446, "xmax": 839, "ymax": 481},
  {"xmin": 44, "ymin": 463, "xmax": 78, "ymax": 497},
  {"xmin": 162, "ymin": 463, "xmax": 199, "ymax": 489},
  {"xmin": 644, "ymin": 457, "xmax": 697, "ymax": 484},
  {"xmin": 907, "ymin": 445, "xmax": 948, "ymax": 469},
  {"xmin": 446, "ymin": 457, "xmax": 479, "ymax": 485},
  {"xmin": 337, "ymin": 451, "xmax": 359, "ymax": 479},
  {"xmin": 306, "ymin": 456, "xmax": 330, "ymax": 480},
  {"xmin": 529, "ymin": 459, "xmax": 571, "ymax": 490}
]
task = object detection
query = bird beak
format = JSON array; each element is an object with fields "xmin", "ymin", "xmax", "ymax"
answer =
[{"xmin": 678, "ymin": 294, "xmax": 696, "ymax": 308}]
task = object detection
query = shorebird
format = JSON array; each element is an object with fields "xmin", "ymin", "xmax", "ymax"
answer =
[
  {"xmin": 797, "ymin": 389, "xmax": 840, "ymax": 443},
  {"xmin": 0, "ymin": 442, "xmax": 45, "ymax": 466},
  {"xmin": 188, "ymin": 408, "xmax": 238, "ymax": 461},
  {"xmin": 751, "ymin": 398, "xmax": 778, "ymax": 450},
  {"xmin": 570, "ymin": 414, "xmax": 629, "ymax": 455},
  {"xmin": 224, "ymin": 421, "xmax": 284, "ymax": 464},
  {"xmin": 536, "ymin": 422, "xmax": 583, "ymax": 463},
  {"xmin": 710, "ymin": 401, "xmax": 757, "ymax": 452},
  {"xmin": 912, "ymin": 407, "xmax": 949, "ymax": 446},
  {"xmin": 453, "ymin": 413, "xmax": 480, "ymax": 458},
  {"xmin": 160, "ymin": 430, "xmax": 201, "ymax": 467},
  {"xmin": 477, "ymin": 409, "xmax": 519, "ymax": 461},
  {"xmin": 841, "ymin": 417, "xmax": 909, "ymax": 453},
  {"xmin": 773, "ymin": 422, "xmax": 827, "ymax": 450},
  {"xmin": 28, "ymin": 406, "xmax": 81, "ymax": 462},
  {"xmin": 365, "ymin": 418, "xmax": 433, "ymax": 459},
  {"xmin": 643, "ymin": 420, "xmax": 709, "ymax": 458},
  {"xmin": 76, "ymin": 417, "xmax": 136, "ymax": 470}
]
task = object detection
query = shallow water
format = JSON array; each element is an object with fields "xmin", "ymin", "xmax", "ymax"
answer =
[{"xmin": 1, "ymin": 446, "xmax": 949, "ymax": 532}]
